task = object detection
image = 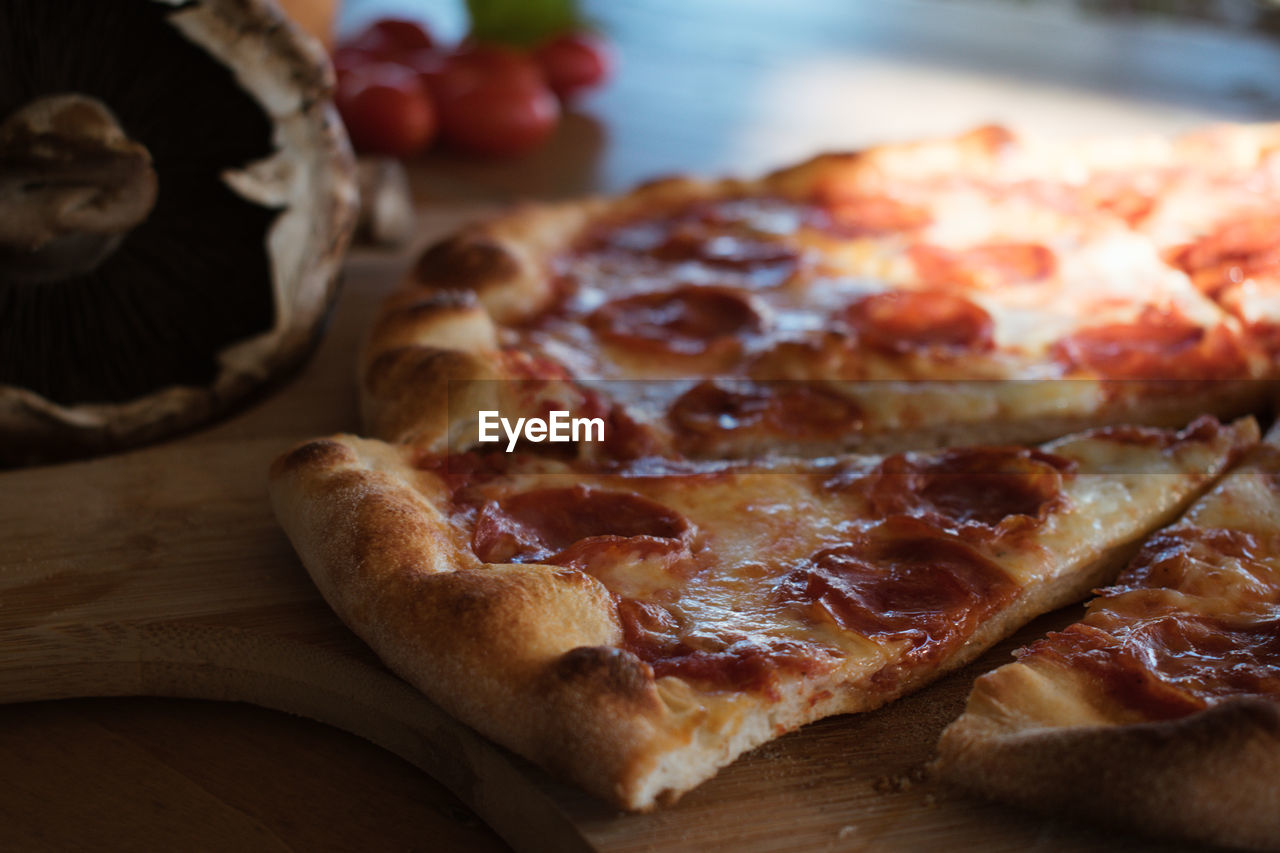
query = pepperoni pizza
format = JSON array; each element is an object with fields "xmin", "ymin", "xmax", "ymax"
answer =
[
  {"xmin": 362, "ymin": 124, "xmax": 1280, "ymax": 459},
  {"xmin": 271, "ymin": 418, "xmax": 1253, "ymax": 809},
  {"xmin": 271, "ymin": 125, "xmax": 1280, "ymax": 816},
  {"xmin": 936, "ymin": 422, "xmax": 1280, "ymax": 849}
]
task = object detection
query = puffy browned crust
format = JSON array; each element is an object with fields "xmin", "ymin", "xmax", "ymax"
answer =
[
  {"xmin": 269, "ymin": 435, "xmax": 805, "ymax": 809},
  {"xmin": 0, "ymin": 0, "xmax": 359, "ymax": 466},
  {"xmin": 361, "ymin": 124, "xmax": 1280, "ymax": 457},
  {"xmin": 936, "ymin": 696, "xmax": 1280, "ymax": 850}
]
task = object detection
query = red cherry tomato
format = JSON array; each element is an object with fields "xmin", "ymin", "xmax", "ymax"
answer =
[
  {"xmin": 437, "ymin": 79, "xmax": 559, "ymax": 158},
  {"xmin": 332, "ymin": 45, "xmax": 375, "ymax": 76},
  {"xmin": 341, "ymin": 18, "xmax": 435, "ymax": 57},
  {"xmin": 533, "ymin": 32, "xmax": 613, "ymax": 101},
  {"xmin": 427, "ymin": 45, "xmax": 544, "ymax": 102},
  {"xmin": 432, "ymin": 48, "xmax": 559, "ymax": 157},
  {"xmin": 394, "ymin": 46, "xmax": 448, "ymax": 78},
  {"xmin": 336, "ymin": 64, "xmax": 437, "ymax": 158}
]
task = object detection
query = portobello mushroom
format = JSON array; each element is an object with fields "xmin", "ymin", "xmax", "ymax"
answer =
[{"xmin": 0, "ymin": 0, "xmax": 358, "ymax": 465}]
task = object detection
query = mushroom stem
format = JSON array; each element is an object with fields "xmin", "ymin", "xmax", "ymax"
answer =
[{"xmin": 0, "ymin": 94, "xmax": 158, "ymax": 283}]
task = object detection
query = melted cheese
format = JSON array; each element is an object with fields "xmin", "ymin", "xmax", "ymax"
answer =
[
  {"xmin": 495, "ymin": 130, "xmax": 1280, "ymax": 457},
  {"xmin": 428, "ymin": 420, "xmax": 1252, "ymax": 703}
]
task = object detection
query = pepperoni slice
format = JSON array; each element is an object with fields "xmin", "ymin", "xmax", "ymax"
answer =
[
  {"xmin": 668, "ymin": 380, "xmax": 862, "ymax": 452},
  {"xmin": 592, "ymin": 406, "xmax": 666, "ymax": 461},
  {"xmin": 811, "ymin": 191, "xmax": 932, "ymax": 238},
  {"xmin": 1053, "ymin": 308, "xmax": 1248, "ymax": 380},
  {"xmin": 911, "ymin": 243, "xmax": 1056, "ymax": 288},
  {"xmin": 550, "ymin": 535, "xmax": 694, "ymax": 599},
  {"xmin": 576, "ymin": 200, "xmax": 801, "ymax": 289},
  {"xmin": 1019, "ymin": 517, "xmax": 1280, "ymax": 719},
  {"xmin": 1029, "ymin": 612, "xmax": 1280, "ymax": 717},
  {"xmin": 1021, "ymin": 624, "xmax": 1207, "ymax": 721},
  {"xmin": 1169, "ymin": 214, "xmax": 1280, "ymax": 299},
  {"xmin": 471, "ymin": 485, "xmax": 692, "ymax": 564},
  {"xmin": 1129, "ymin": 614, "xmax": 1280, "ymax": 700},
  {"xmin": 844, "ymin": 446, "xmax": 1074, "ymax": 539},
  {"xmin": 416, "ymin": 450, "xmax": 517, "ymax": 502},
  {"xmin": 588, "ymin": 286, "xmax": 763, "ymax": 357},
  {"xmin": 842, "ymin": 290, "xmax": 995, "ymax": 354},
  {"xmin": 616, "ymin": 598, "xmax": 838, "ymax": 697},
  {"xmin": 1104, "ymin": 529, "xmax": 1269, "ymax": 599},
  {"xmin": 1088, "ymin": 414, "xmax": 1229, "ymax": 450},
  {"xmin": 778, "ymin": 517, "xmax": 1018, "ymax": 671},
  {"xmin": 645, "ymin": 638, "xmax": 837, "ymax": 698},
  {"xmin": 1094, "ymin": 184, "xmax": 1155, "ymax": 226},
  {"xmin": 651, "ymin": 227, "xmax": 799, "ymax": 273},
  {"xmin": 615, "ymin": 597, "xmax": 681, "ymax": 660}
]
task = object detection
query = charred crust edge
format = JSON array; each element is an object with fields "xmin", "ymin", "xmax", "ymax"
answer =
[
  {"xmin": 412, "ymin": 232, "xmax": 521, "ymax": 291},
  {"xmin": 554, "ymin": 645, "xmax": 657, "ymax": 702},
  {"xmin": 270, "ymin": 437, "xmax": 357, "ymax": 479}
]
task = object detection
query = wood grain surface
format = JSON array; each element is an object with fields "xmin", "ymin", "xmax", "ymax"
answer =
[{"xmin": 4, "ymin": 0, "xmax": 1279, "ymax": 850}]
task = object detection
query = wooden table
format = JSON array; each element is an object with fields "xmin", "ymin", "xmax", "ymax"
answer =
[{"xmin": 4, "ymin": 1, "xmax": 1278, "ymax": 850}]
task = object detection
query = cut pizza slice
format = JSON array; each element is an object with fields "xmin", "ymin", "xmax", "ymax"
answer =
[
  {"xmin": 359, "ymin": 125, "xmax": 1280, "ymax": 462},
  {"xmin": 269, "ymin": 416, "xmax": 1255, "ymax": 810},
  {"xmin": 935, "ymin": 420, "xmax": 1280, "ymax": 850}
]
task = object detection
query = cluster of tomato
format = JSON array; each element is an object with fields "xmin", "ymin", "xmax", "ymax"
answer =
[{"xmin": 333, "ymin": 18, "xmax": 613, "ymax": 159}]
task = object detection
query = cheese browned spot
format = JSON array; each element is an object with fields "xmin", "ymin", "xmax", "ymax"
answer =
[
  {"xmin": 910, "ymin": 243, "xmax": 1056, "ymax": 289},
  {"xmin": 1052, "ymin": 307, "xmax": 1249, "ymax": 380},
  {"xmin": 828, "ymin": 446, "xmax": 1074, "ymax": 539},
  {"xmin": 616, "ymin": 598, "xmax": 839, "ymax": 698},
  {"xmin": 588, "ymin": 286, "xmax": 764, "ymax": 357},
  {"xmin": 842, "ymin": 290, "xmax": 995, "ymax": 354},
  {"xmin": 778, "ymin": 516, "xmax": 1019, "ymax": 672},
  {"xmin": 471, "ymin": 485, "xmax": 693, "ymax": 564}
]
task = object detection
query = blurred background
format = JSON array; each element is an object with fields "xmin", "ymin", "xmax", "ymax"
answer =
[{"xmin": 330, "ymin": 0, "xmax": 1280, "ymax": 199}]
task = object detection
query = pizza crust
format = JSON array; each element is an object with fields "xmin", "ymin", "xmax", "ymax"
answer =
[{"xmin": 936, "ymin": 689, "xmax": 1280, "ymax": 850}]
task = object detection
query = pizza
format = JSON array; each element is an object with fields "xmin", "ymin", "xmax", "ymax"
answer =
[
  {"xmin": 934, "ymin": 422, "xmax": 1280, "ymax": 850},
  {"xmin": 269, "ymin": 124, "xmax": 1280, "ymax": 819},
  {"xmin": 270, "ymin": 417, "xmax": 1253, "ymax": 809},
  {"xmin": 361, "ymin": 124, "xmax": 1280, "ymax": 460}
]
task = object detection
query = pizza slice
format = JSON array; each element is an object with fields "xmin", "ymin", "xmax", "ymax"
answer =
[
  {"xmin": 935, "ymin": 420, "xmax": 1280, "ymax": 849},
  {"xmin": 361, "ymin": 125, "xmax": 1280, "ymax": 461},
  {"xmin": 269, "ymin": 416, "xmax": 1255, "ymax": 809}
]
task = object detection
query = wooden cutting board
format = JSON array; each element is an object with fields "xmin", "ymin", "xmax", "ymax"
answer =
[{"xmin": 0, "ymin": 207, "xmax": 1198, "ymax": 853}]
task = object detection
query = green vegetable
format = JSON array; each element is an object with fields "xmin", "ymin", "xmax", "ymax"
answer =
[{"xmin": 465, "ymin": 0, "xmax": 582, "ymax": 47}]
